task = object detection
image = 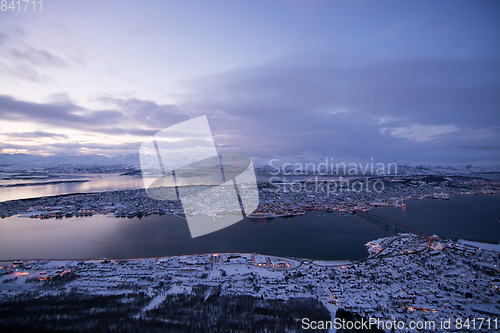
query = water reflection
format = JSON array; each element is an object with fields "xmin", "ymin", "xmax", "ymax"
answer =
[
  {"xmin": 0, "ymin": 212, "xmax": 387, "ymax": 261},
  {"xmin": 1, "ymin": 195, "xmax": 499, "ymax": 261},
  {"xmin": 0, "ymin": 174, "xmax": 145, "ymax": 202},
  {"xmin": 0, "ymin": 172, "xmax": 319, "ymax": 202}
]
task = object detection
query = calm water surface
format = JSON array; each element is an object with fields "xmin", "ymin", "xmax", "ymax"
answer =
[
  {"xmin": 371, "ymin": 194, "xmax": 500, "ymax": 241},
  {"xmin": 0, "ymin": 194, "xmax": 498, "ymax": 261},
  {"xmin": 0, "ymin": 172, "xmax": 293, "ymax": 202},
  {"xmin": 0, "ymin": 212, "xmax": 386, "ymax": 261},
  {"xmin": 0, "ymin": 174, "xmax": 144, "ymax": 202}
]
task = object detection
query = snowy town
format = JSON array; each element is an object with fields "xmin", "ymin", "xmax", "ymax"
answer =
[
  {"xmin": 0, "ymin": 233, "xmax": 499, "ymax": 332},
  {"xmin": 0, "ymin": 174, "xmax": 498, "ymax": 221}
]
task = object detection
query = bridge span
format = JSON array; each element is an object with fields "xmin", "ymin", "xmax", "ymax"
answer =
[{"xmin": 354, "ymin": 210, "xmax": 430, "ymax": 240}]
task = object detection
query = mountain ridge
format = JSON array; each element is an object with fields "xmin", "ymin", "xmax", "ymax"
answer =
[{"xmin": 0, "ymin": 153, "xmax": 498, "ymax": 176}]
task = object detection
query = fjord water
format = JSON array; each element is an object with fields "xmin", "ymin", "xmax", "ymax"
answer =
[
  {"xmin": 0, "ymin": 212, "xmax": 386, "ymax": 261},
  {"xmin": 0, "ymin": 194, "xmax": 498, "ymax": 261},
  {"xmin": 0, "ymin": 174, "xmax": 145, "ymax": 202},
  {"xmin": 370, "ymin": 193, "xmax": 500, "ymax": 241},
  {"xmin": 0, "ymin": 172, "xmax": 276, "ymax": 202}
]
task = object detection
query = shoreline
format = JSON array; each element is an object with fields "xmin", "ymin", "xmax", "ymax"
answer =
[{"xmin": 1, "ymin": 234, "xmax": 497, "ymax": 263}]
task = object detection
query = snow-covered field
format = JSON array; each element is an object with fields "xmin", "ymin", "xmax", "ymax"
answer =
[{"xmin": 458, "ymin": 239, "xmax": 500, "ymax": 252}]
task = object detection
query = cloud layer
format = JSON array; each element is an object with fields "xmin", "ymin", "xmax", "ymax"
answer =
[
  {"xmin": 0, "ymin": 1, "xmax": 498, "ymax": 163},
  {"xmin": 1, "ymin": 53, "xmax": 498, "ymax": 163}
]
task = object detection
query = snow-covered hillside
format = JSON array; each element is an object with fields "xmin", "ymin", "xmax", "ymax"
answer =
[
  {"xmin": 1, "ymin": 153, "xmax": 498, "ymax": 176},
  {"xmin": 0, "ymin": 153, "xmax": 140, "ymax": 168}
]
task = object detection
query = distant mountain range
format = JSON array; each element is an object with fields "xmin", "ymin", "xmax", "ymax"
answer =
[
  {"xmin": 0, "ymin": 153, "xmax": 498, "ymax": 176},
  {"xmin": 0, "ymin": 153, "xmax": 140, "ymax": 167},
  {"xmin": 251, "ymin": 153, "xmax": 500, "ymax": 176}
]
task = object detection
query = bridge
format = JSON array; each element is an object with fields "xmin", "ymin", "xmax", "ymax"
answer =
[{"xmin": 354, "ymin": 210, "xmax": 430, "ymax": 240}]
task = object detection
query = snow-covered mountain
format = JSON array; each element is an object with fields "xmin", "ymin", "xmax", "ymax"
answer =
[
  {"xmin": 251, "ymin": 153, "xmax": 500, "ymax": 176},
  {"xmin": 0, "ymin": 153, "xmax": 140, "ymax": 168},
  {"xmin": 0, "ymin": 153, "xmax": 498, "ymax": 176},
  {"xmin": 393, "ymin": 162, "xmax": 500, "ymax": 176}
]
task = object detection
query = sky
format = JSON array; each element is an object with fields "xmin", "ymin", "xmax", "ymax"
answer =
[{"xmin": 0, "ymin": 0, "xmax": 499, "ymax": 164}]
